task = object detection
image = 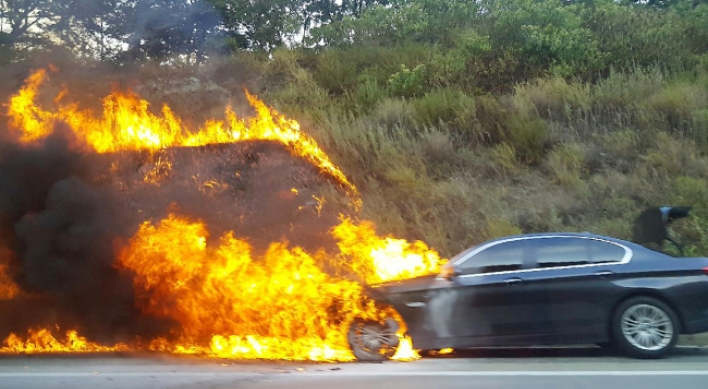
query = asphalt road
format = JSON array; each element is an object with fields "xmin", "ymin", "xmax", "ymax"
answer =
[{"xmin": 1, "ymin": 347, "xmax": 707, "ymax": 389}]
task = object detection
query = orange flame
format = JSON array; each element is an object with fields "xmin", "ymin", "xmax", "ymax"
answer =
[
  {"xmin": 332, "ymin": 218, "xmax": 444, "ymax": 284},
  {"xmin": 6, "ymin": 69, "xmax": 356, "ymax": 196},
  {"xmin": 0, "ymin": 328, "xmax": 130, "ymax": 354}
]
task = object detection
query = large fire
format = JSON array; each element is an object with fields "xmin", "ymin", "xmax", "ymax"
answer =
[
  {"xmin": 8, "ymin": 68, "xmax": 356, "ymax": 196},
  {"xmin": 0, "ymin": 68, "xmax": 445, "ymax": 361}
]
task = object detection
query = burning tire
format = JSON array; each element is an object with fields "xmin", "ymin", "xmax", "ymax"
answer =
[{"xmin": 348, "ymin": 318, "xmax": 400, "ymax": 361}]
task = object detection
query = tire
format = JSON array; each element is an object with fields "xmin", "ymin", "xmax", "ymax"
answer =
[
  {"xmin": 347, "ymin": 318, "xmax": 400, "ymax": 362},
  {"xmin": 612, "ymin": 296, "xmax": 680, "ymax": 359}
]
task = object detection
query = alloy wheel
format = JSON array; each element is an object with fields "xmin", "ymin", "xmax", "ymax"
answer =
[
  {"xmin": 348, "ymin": 319, "xmax": 400, "ymax": 361},
  {"xmin": 620, "ymin": 303, "xmax": 674, "ymax": 351}
]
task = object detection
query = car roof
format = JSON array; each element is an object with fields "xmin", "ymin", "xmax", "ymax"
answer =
[
  {"xmin": 449, "ymin": 232, "xmax": 649, "ymax": 264},
  {"xmin": 483, "ymin": 232, "xmax": 630, "ymax": 245}
]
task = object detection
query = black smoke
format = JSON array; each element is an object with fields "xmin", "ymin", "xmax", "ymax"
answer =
[{"xmin": 0, "ymin": 123, "xmax": 168, "ymax": 343}]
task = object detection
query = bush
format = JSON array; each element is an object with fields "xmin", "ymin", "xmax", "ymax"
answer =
[
  {"xmin": 512, "ymin": 77, "xmax": 591, "ymax": 119},
  {"xmin": 502, "ymin": 115, "xmax": 548, "ymax": 165},
  {"xmin": 489, "ymin": 143, "xmax": 518, "ymax": 175},
  {"xmin": 485, "ymin": 218, "xmax": 522, "ymax": 240},
  {"xmin": 411, "ymin": 89, "xmax": 475, "ymax": 131},
  {"xmin": 310, "ymin": 50, "xmax": 360, "ymax": 95},
  {"xmin": 388, "ymin": 64, "xmax": 427, "ymax": 98},
  {"xmin": 646, "ymin": 83, "xmax": 708, "ymax": 131},
  {"xmin": 545, "ymin": 143, "xmax": 585, "ymax": 186},
  {"xmin": 352, "ymin": 75, "xmax": 390, "ymax": 113},
  {"xmin": 593, "ymin": 69, "xmax": 666, "ymax": 109},
  {"xmin": 368, "ymin": 98, "xmax": 417, "ymax": 130}
]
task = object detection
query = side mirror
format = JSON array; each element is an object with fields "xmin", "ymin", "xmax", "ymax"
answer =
[{"xmin": 440, "ymin": 264, "xmax": 458, "ymax": 280}]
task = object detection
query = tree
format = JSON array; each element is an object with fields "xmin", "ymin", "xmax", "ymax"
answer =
[
  {"xmin": 309, "ymin": 0, "xmax": 478, "ymax": 48},
  {"xmin": 0, "ymin": 0, "xmax": 122, "ymax": 59},
  {"xmin": 51, "ymin": 0, "xmax": 116, "ymax": 59},
  {"xmin": 0, "ymin": 0, "xmax": 53, "ymax": 45},
  {"xmin": 206, "ymin": 0, "xmax": 302, "ymax": 51},
  {"xmin": 113, "ymin": 0, "xmax": 224, "ymax": 62},
  {"xmin": 481, "ymin": 0, "xmax": 603, "ymax": 77}
]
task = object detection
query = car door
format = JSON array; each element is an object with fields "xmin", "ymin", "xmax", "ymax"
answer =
[
  {"xmin": 520, "ymin": 237, "xmax": 630, "ymax": 341},
  {"xmin": 443, "ymin": 239, "xmax": 541, "ymax": 344}
]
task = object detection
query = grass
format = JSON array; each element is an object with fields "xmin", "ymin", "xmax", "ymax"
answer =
[{"xmin": 3, "ymin": 50, "xmax": 708, "ymax": 259}]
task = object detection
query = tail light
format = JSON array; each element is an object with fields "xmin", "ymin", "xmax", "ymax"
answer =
[{"xmin": 703, "ymin": 267, "xmax": 708, "ymax": 275}]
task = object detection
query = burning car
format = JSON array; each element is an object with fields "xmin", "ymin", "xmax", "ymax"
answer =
[
  {"xmin": 0, "ymin": 68, "xmax": 444, "ymax": 361},
  {"xmin": 349, "ymin": 206, "xmax": 708, "ymax": 360}
]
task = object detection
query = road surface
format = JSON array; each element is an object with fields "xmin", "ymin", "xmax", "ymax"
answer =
[{"xmin": 1, "ymin": 347, "xmax": 707, "ymax": 389}]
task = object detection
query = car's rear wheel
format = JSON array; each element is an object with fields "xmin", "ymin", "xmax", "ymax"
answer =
[
  {"xmin": 347, "ymin": 318, "xmax": 400, "ymax": 362},
  {"xmin": 612, "ymin": 296, "xmax": 679, "ymax": 359}
]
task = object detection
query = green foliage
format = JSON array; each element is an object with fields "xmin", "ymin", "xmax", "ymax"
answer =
[
  {"xmin": 353, "ymin": 76, "xmax": 390, "ymax": 113},
  {"xmin": 410, "ymin": 88, "xmax": 475, "ymax": 130},
  {"xmin": 388, "ymin": 64, "xmax": 427, "ymax": 97},
  {"xmin": 503, "ymin": 116, "xmax": 548, "ymax": 165},
  {"xmin": 485, "ymin": 0, "xmax": 603, "ymax": 77}
]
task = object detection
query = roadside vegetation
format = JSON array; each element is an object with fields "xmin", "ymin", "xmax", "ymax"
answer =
[{"xmin": 2, "ymin": 0, "xmax": 708, "ymax": 258}]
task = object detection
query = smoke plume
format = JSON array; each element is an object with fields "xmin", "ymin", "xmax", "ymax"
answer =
[{"xmin": 0, "ymin": 122, "xmax": 166, "ymax": 343}]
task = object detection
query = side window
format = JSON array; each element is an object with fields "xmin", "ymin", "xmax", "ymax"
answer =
[
  {"xmin": 587, "ymin": 239, "xmax": 627, "ymax": 264},
  {"xmin": 457, "ymin": 240, "xmax": 527, "ymax": 275},
  {"xmin": 530, "ymin": 237, "xmax": 626, "ymax": 268}
]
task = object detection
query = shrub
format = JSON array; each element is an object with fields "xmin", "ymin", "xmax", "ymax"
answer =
[
  {"xmin": 601, "ymin": 197, "xmax": 637, "ymax": 220},
  {"xmin": 261, "ymin": 49, "xmax": 304, "ymax": 90},
  {"xmin": 352, "ymin": 75, "xmax": 390, "ymax": 113},
  {"xmin": 266, "ymin": 67, "xmax": 330, "ymax": 113},
  {"xmin": 311, "ymin": 50, "xmax": 360, "ymax": 95},
  {"xmin": 593, "ymin": 68, "xmax": 666, "ymax": 109},
  {"xmin": 502, "ymin": 115, "xmax": 548, "ymax": 166},
  {"xmin": 673, "ymin": 176, "xmax": 708, "ymax": 210},
  {"xmin": 545, "ymin": 143, "xmax": 585, "ymax": 186},
  {"xmin": 512, "ymin": 77, "xmax": 591, "ymax": 119},
  {"xmin": 418, "ymin": 132, "xmax": 464, "ymax": 179},
  {"xmin": 368, "ymin": 98, "xmax": 416, "ymax": 130},
  {"xmin": 485, "ymin": 218, "xmax": 522, "ymax": 240},
  {"xmin": 600, "ymin": 130, "xmax": 640, "ymax": 156},
  {"xmin": 695, "ymin": 108, "xmax": 708, "ymax": 150},
  {"xmin": 490, "ymin": 143, "xmax": 517, "ymax": 175},
  {"xmin": 388, "ymin": 64, "xmax": 427, "ymax": 98},
  {"xmin": 646, "ymin": 83, "xmax": 708, "ymax": 131},
  {"xmin": 411, "ymin": 88, "xmax": 475, "ymax": 130}
]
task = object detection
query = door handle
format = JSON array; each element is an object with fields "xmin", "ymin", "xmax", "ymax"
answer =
[
  {"xmin": 503, "ymin": 277, "xmax": 523, "ymax": 286},
  {"xmin": 594, "ymin": 271, "xmax": 614, "ymax": 277}
]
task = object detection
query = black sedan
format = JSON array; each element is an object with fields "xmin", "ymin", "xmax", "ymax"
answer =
[{"xmin": 348, "ymin": 207, "xmax": 708, "ymax": 360}]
